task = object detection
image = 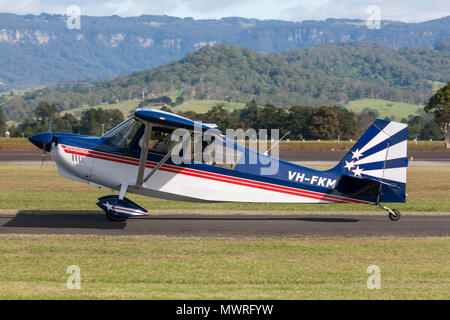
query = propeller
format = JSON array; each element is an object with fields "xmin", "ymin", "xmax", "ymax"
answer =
[
  {"xmin": 41, "ymin": 118, "xmax": 53, "ymax": 166},
  {"xmin": 28, "ymin": 118, "xmax": 54, "ymax": 166}
]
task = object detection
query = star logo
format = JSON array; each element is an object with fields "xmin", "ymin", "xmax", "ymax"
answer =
[
  {"xmin": 344, "ymin": 160, "xmax": 355, "ymax": 171},
  {"xmin": 351, "ymin": 148, "xmax": 364, "ymax": 160},
  {"xmin": 352, "ymin": 166, "xmax": 364, "ymax": 177},
  {"xmin": 104, "ymin": 202, "xmax": 113, "ymax": 212}
]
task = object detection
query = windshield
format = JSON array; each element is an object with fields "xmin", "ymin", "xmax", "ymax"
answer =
[{"xmin": 102, "ymin": 117, "xmax": 141, "ymax": 148}]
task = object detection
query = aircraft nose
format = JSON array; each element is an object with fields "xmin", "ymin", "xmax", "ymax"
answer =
[{"xmin": 29, "ymin": 132, "xmax": 53, "ymax": 151}]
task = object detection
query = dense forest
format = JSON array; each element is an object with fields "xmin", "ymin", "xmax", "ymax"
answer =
[
  {"xmin": 276, "ymin": 42, "xmax": 449, "ymax": 97},
  {"xmin": 1, "ymin": 42, "xmax": 449, "ymax": 122}
]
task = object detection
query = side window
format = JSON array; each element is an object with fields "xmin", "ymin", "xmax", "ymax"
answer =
[
  {"xmin": 149, "ymin": 131, "xmax": 171, "ymax": 154},
  {"xmin": 201, "ymin": 134, "xmax": 243, "ymax": 169},
  {"xmin": 137, "ymin": 129, "xmax": 175, "ymax": 155}
]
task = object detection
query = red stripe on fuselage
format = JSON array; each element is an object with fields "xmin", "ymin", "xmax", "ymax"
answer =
[{"xmin": 61, "ymin": 145, "xmax": 370, "ymax": 204}]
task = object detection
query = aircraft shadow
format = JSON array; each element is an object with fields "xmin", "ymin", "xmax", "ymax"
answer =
[
  {"xmin": 139, "ymin": 216, "xmax": 359, "ymax": 223},
  {"xmin": 2, "ymin": 210, "xmax": 126, "ymax": 230}
]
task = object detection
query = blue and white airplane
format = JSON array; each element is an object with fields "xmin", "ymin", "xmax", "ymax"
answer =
[{"xmin": 29, "ymin": 108, "xmax": 408, "ymax": 222}]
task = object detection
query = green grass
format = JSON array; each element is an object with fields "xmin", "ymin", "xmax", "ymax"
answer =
[
  {"xmin": 430, "ymin": 81, "xmax": 446, "ymax": 92},
  {"xmin": 5, "ymin": 120, "xmax": 18, "ymax": 127},
  {"xmin": 0, "ymin": 235, "xmax": 448, "ymax": 299},
  {"xmin": 0, "ymin": 164, "xmax": 448, "ymax": 299},
  {"xmin": 345, "ymin": 98, "xmax": 423, "ymax": 121},
  {"xmin": 61, "ymin": 100, "xmax": 141, "ymax": 119},
  {"xmin": 173, "ymin": 99, "xmax": 246, "ymax": 114},
  {"xmin": 0, "ymin": 165, "xmax": 449, "ymax": 213},
  {"xmin": 59, "ymin": 98, "xmax": 245, "ymax": 119}
]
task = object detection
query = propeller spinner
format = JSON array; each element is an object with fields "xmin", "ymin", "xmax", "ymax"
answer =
[{"xmin": 28, "ymin": 118, "xmax": 54, "ymax": 164}]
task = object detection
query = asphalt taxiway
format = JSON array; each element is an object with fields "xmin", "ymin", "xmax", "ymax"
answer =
[
  {"xmin": 1, "ymin": 213, "xmax": 448, "ymax": 238},
  {"xmin": 1, "ymin": 150, "xmax": 450, "ymax": 163}
]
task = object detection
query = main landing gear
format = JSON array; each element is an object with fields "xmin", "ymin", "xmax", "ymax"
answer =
[{"xmin": 378, "ymin": 204, "xmax": 401, "ymax": 221}]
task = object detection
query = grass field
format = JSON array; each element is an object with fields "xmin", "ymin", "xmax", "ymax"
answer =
[
  {"xmin": 60, "ymin": 98, "xmax": 246, "ymax": 120},
  {"xmin": 61, "ymin": 100, "xmax": 141, "ymax": 119},
  {"xmin": 173, "ymin": 99, "xmax": 245, "ymax": 113},
  {"xmin": 62, "ymin": 97, "xmax": 422, "ymax": 122},
  {"xmin": 0, "ymin": 235, "xmax": 448, "ymax": 299},
  {"xmin": 0, "ymin": 165, "xmax": 449, "ymax": 213},
  {"xmin": 345, "ymin": 99, "xmax": 422, "ymax": 121},
  {"xmin": 0, "ymin": 164, "xmax": 449, "ymax": 299}
]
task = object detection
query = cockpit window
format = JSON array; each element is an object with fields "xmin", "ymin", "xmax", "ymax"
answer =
[
  {"xmin": 101, "ymin": 117, "xmax": 243, "ymax": 170},
  {"xmin": 102, "ymin": 117, "xmax": 141, "ymax": 149}
]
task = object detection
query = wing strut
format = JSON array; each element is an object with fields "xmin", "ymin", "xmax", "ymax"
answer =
[
  {"xmin": 142, "ymin": 133, "xmax": 189, "ymax": 184},
  {"xmin": 136, "ymin": 122, "xmax": 152, "ymax": 187},
  {"xmin": 142, "ymin": 148, "xmax": 173, "ymax": 184},
  {"xmin": 136, "ymin": 124, "xmax": 187, "ymax": 187}
]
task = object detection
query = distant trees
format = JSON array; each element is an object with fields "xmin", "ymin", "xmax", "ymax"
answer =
[
  {"xmin": 180, "ymin": 101, "xmax": 442, "ymax": 141},
  {"xmin": 7, "ymin": 99, "xmax": 445, "ymax": 142},
  {"xmin": 356, "ymin": 108, "xmax": 379, "ymax": 132},
  {"xmin": 199, "ymin": 105, "xmax": 236, "ymax": 132},
  {"xmin": 8, "ymin": 102, "xmax": 124, "ymax": 137},
  {"xmin": 79, "ymin": 108, "xmax": 124, "ymax": 136},
  {"xmin": 435, "ymin": 38, "xmax": 450, "ymax": 52},
  {"xmin": 425, "ymin": 81, "xmax": 450, "ymax": 148},
  {"xmin": 34, "ymin": 102, "xmax": 59, "ymax": 126},
  {"xmin": 0, "ymin": 105, "xmax": 6, "ymax": 136},
  {"xmin": 403, "ymin": 115, "xmax": 443, "ymax": 141},
  {"xmin": 186, "ymin": 101, "xmax": 360, "ymax": 140}
]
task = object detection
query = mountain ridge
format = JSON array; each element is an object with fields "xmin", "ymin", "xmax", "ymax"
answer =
[{"xmin": 0, "ymin": 13, "xmax": 449, "ymax": 92}]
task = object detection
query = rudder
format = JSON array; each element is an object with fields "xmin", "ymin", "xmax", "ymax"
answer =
[{"xmin": 333, "ymin": 119, "xmax": 408, "ymax": 203}]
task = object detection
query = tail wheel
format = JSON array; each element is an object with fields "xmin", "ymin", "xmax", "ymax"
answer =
[{"xmin": 388, "ymin": 209, "xmax": 401, "ymax": 221}]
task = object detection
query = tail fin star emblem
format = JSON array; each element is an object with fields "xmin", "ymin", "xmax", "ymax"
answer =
[
  {"xmin": 344, "ymin": 160, "xmax": 355, "ymax": 171},
  {"xmin": 352, "ymin": 166, "xmax": 364, "ymax": 177},
  {"xmin": 351, "ymin": 149, "xmax": 364, "ymax": 160}
]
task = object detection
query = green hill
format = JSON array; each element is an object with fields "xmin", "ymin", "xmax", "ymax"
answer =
[
  {"xmin": 276, "ymin": 42, "xmax": 450, "ymax": 95},
  {"xmin": 2, "ymin": 42, "xmax": 449, "ymax": 121},
  {"xmin": 345, "ymin": 99, "xmax": 423, "ymax": 120}
]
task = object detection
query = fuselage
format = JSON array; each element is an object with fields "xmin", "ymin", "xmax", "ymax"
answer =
[{"xmin": 49, "ymin": 132, "xmax": 369, "ymax": 205}]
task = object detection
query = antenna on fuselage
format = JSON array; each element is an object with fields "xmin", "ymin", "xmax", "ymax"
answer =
[{"xmin": 264, "ymin": 130, "xmax": 290, "ymax": 156}]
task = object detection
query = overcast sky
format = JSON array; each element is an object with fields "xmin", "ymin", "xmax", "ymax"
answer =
[{"xmin": 0, "ymin": 0, "xmax": 449, "ymax": 22}]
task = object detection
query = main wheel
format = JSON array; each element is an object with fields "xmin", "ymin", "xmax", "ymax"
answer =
[
  {"xmin": 106, "ymin": 213, "xmax": 127, "ymax": 222},
  {"xmin": 388, "ymin": 209, "xmax": 401, "ymax": 221}
]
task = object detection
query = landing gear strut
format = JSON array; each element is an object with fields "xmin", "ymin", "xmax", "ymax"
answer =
[{"xmin": 378, "ymin": 204, "xmax": 401, "ymax": 221}]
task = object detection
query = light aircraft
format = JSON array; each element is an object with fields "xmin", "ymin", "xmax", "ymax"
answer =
[{"xmin": 29, "ymin": 108, "xmax": 408, "ymax": 222}]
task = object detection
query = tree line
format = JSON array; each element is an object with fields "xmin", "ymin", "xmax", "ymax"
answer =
[
  {"xmin": 1, "ymin": 96, "xmax": 445, "ymax": 142},
  {"xmin": 177, "ymin": 101, "xmax": 443, "ymax": 141},
  {"xmin": 4, "ymin": 102, "xmax": 124, "ymax": 138}
]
